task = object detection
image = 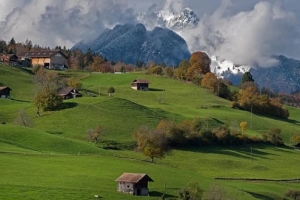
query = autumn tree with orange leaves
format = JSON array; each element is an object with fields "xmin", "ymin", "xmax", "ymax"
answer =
[
  {"xmin": 201, "ymin": 72, "xmax": 218, "ymax": 92},
  {"xmin": 186, "ymin": 52, "xmax": 211, "ymax": 82}
]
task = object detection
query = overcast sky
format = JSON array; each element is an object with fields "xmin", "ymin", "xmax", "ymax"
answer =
[{"xmin": 0, "ymin": 0, "xmax": 299, "ymax": 66}]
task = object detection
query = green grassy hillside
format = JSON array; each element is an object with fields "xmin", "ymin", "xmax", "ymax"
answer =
[
  {"xmin": 0, "ymin": 64, "xmax": 34, "ymax": 101},
  {"xmin": 0, "ymin": 65, "xmax": 300, "ymax": 199},
  {"xmin": 0, "ymin": 124, "xmax": 102, "ymax": 154}
]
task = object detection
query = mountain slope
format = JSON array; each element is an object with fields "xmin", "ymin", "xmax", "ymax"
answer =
[
  {"xmin": 211, "ymin": 55, "xmax": 300, "ymax": 93},
  {"xmin": 72, "ymin": 23, "xmax": 191, "ymax": 66},
  {"xmin": 250, "ymin": 55, "xmax": 300, "ymax": 93}
]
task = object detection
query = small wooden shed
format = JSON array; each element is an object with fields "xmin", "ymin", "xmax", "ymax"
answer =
[
  {"xmin": 0, "ymin": 86, "xmax": 12, "ymax": 98},
  {"xmin": 115, "ymin": 173, "xmax": 153, "ymax": 196},
  {"xmin": 131, "ymin": 79, "xmax": 150, "ymax": 91},
  {"xmin": 57, "ymin": 87, "xmax": 82, "ymax": 99}
]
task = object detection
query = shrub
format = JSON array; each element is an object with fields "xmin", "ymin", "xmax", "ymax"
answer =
[
  {"xmin": 107, "ymin": 87, "xmax": 115, "ymax": 96},
  {"xmin": 285, "ymin": 189, "xmax": 300, "ymax": 200},
  {"xmin": 262, "ymin": 128, "xmax": 284, "ymax": 146}
]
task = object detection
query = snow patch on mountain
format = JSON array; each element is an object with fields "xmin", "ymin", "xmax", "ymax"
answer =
[
  {"xmin": 166, "ymin": 8, "xmax": 199, "ymax": 30},
  {"xmin": 210, "ymin": 56, "xmax": 251, "ymax": 78},
  {"xmin": 137, "ymin": 7, "xmax": 199, "ymax": 31}
]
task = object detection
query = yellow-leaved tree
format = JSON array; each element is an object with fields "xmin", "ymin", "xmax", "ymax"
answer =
[
  {"xmin": 240, "ymin": 121, "xmax": 248, "ymax": 134},
  {"xmin": 201, "ymin": 72, "xmax": 218, "ymax": 92},
  {"xmin": 133, "ymin": 126, "xmax": 170, "ymax": 163}
]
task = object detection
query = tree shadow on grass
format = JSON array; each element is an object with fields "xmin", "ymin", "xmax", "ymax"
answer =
[
  {"xmin": 47, "ymin": 131, "xmax": 63, "ymax": 135},
  {"xmin": 148, "ymin": 88, "xmax": 165, "ymax": 92},
  {"xmin": 55, "ymin": 102, "xmax": 78, "ymax": 110},
  {"xmin": 244, "ymin": 190, "xmax": 286, "ymax": 200},
  {"xmin": 10, "ymin": 98, "xmax": 31, "ymax": 103},
  {"xmin": 255, "ymin": 113, "xmax": 300, "ymax": 126},
  {"xmin": 149, "ymin": 191, "xmax": 177, "ymax": 199},
  {"xmin": 178, "ymin": 145, "xmax": 280, "ymax": 160}
]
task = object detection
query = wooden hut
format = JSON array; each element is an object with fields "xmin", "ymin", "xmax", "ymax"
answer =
[
  {"xmin": 115, "ymin": 173, "xmax": 153, "ymax": 196},
  {"xmin": 57, "ymin": 87, "xmax": 82, "ymax": 99},
  {"xmin": 131, "ymin": 79, "xmax": 150, "ymax": 91},
  {"xmin": 0, "ymin": 86, "xmax": 12, "ymax": 98}
]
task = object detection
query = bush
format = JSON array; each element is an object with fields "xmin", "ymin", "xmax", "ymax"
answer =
[
  {"xmin": 107, "ymin": 87, "xmax": 115, "ymax": 96},
  {"xmin": 285, "ymin": 189, "xmax": 300, "ymax": 200},
  {"xmin": 262, "ymin": 128, "xmax": 284, "ymax": 146}
]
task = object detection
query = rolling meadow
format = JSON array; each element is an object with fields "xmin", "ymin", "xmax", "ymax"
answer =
[{"xmin": 0, "ymin": 64, "xmax": 300, "ymax": 200}]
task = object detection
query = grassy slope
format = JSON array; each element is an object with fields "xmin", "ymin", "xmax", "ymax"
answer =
[
  {"xmin": 0, "ymin": 66, "xmax": 300, "ymax": 199},
  {"xmin": 0, "ymin": 125, "xmax": 103, "ymax": 154},
  {"xmin": 0, "ymin": 64, "xmax": 34, "ymax": 101}
]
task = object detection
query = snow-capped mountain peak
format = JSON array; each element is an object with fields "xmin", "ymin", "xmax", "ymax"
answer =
[
  {"xmin": 210, "ymin": 55, "xmax": 251, "ymax": 78},
  {"xmin": 166, "ymin": 7, "xmax": 199, "ymax": 30},
  {"xmin": 137, "ymin": 7, "xmax": 199, "ymax": 31}
]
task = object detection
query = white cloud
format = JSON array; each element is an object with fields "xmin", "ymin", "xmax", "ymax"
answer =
[
  {"xmin": 0, "ymin": 0, "xmax": 299, "ymax": 67},
  {"xmin": 181, "ymin": 0, "xmax": 300, "ymax": 67},
  {"xmin": 0, "ymin": 0, "xmax": 138, "ymax": 47}
]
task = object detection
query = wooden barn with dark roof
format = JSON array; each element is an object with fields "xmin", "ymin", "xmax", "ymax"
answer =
[
  {"xmin": 18, "ymin": 50, "xmax": 68, "ymax": 70},
  {"xmin": 0, "ymin": 86, "xmax": 12, "ymax": 98},
  {"xmin": 57, "ymin": 87, "xmax": 82, "ymax": 99},
  {"xmin": 131, "ymin": 79, "xmax": 150, "ymax": 91},
  {"xmin": 115, "ymin": 173, "xmax": 153, "ymax": 196},
  {"xmin": 0, "ymin": 53, "xmax": 18, "ymax": 62}
]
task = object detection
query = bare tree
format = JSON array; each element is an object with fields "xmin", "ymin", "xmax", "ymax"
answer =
[{"xmin": 86, "ymin": 126, "xmax": 104, "ymax": 144}]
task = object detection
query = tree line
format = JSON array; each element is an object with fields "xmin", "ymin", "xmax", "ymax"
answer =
[{"xmin": 134, "ymin": 118, "xmax": 284, "ymax": 163}]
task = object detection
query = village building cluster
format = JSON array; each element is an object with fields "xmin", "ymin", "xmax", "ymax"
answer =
[{"xmin": 0, "ymin": 50, "xmax": 68, "ymax": 70}]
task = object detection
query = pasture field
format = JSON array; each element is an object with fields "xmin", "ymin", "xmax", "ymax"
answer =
[{"xmin": 0, "ymin": 64, "xmax": 300, "ymax": 199}]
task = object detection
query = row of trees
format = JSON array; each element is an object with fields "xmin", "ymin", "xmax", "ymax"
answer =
[
  {"xmin": 134, "ymin": 118, "xmax": 284, "ymax": 162},
  {"xmin": 0, "ymin": 37, "xmax": 54, "ymax": 55},
  {"xmin": 67, "ymin": 48, "xmax": 135, "ymax": 72},
  {"xmin": 231, "ymin": 73, "xmax": 289, "ymax": 119},
  {"xmin": 147, "ymin": 51, "xmax": 211, "ymax": 85}
]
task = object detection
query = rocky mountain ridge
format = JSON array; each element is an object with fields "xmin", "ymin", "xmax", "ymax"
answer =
[
  {"xmin": 137, "ymin": 7, "xmax": 199, "ymax": 31},
  {"xmin": 72, "ymin": 23, "xmax": 191, "ymax": 66}
]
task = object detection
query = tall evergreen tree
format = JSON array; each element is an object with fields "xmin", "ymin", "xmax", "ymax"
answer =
[
  {"xmin": 0, "ymin": 40, "xmax": 7, "ymax": 53},
  {"xmin": 9, "ymin": 37, "xmax": 16, "ymax": 45},
  {"xmin": 241, "ymin": 72, "xmax": 254, "ymax": 85},
  {"xmin": 85, "ymin": 48, "xmax": 93, "ymax": 67}
]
